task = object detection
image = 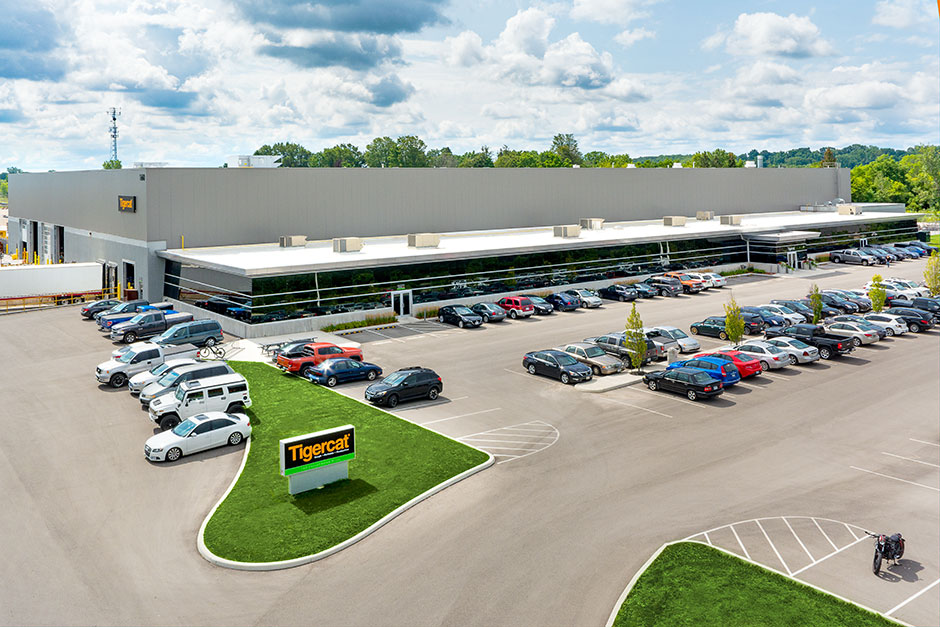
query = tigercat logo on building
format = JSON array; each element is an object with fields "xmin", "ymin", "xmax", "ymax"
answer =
[
  {"xmin": 118, "ymin": 195, "xmax": 136, "ymax": 213},
  {"xmin": 279, "ymin": 425, "xmax": 355, "ymax": 476}
]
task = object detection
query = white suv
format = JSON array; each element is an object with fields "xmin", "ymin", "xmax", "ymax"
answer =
[{"xmin": 149, "ymin": 373, "xmax": 251, "ymax": 430}]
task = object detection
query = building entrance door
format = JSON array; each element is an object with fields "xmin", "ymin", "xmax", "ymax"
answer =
[
  {"xmin": 391, "ymin": 290, "xmax": 412, "ymax": 316},
  {"xmin": 786, "ymin": 251, "xmax": 799, "ymax": 268},
  {"xmin": 104, "ymin": 263, "xmax": 118, "ymax": 297}
]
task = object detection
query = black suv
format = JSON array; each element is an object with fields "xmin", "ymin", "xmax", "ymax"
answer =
[
  {"xmin": 364, "ymin": 367, "xmax": 443, "ymax": 408},
  {"xmin": 641, "ymin": 276, "xmax": 682, "ymax": 297},
  {"xmin": 598, "ymin": 284, "xmax": 638, "ymax": 302}
]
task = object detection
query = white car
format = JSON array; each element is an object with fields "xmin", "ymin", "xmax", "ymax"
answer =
[
  {"xmin": 566, "ymin": 288, "xmax": 603, "ymax": 308},
  {"xmin": 825, "ymin": 322, "xmax": 880, "ymax": 346},
  {"xmin": 885, "ymin": 278, "xmax": 929, "ymax": 297},
  {"xmin": 144, "ymin": 412, "xmax": 251, "ymax": 462},
  {"xmin": 128, "ymin": 358, "xmax": 197, "ymax": 395},
  {"xmin": 701, "ymin": 272, "xmax": 727, "ymax": 288},
  {"xmin": 650, "ymin": 325, "xmax": 700, "ymax": 353},
  {"xmin": 763, "ymin": 337, "xmax": 820, "ymax": 364},
  {"xmin": 725, "ymin": 341, "xmax": 790, "ymax": 370},
  {"xmin": 758, "ymin": 304, "xmax": 805, "ymax": 325},
  {"xmin": 862, "ymin": 313, "xmax": 909, "ymax": 337},
  {"xmin": 685, "ymin": 272, "xmax": 714, "ymax": 289},
  {"xmin": 865, "ymin": 280, "xmax": 920, "ymax": 299}
]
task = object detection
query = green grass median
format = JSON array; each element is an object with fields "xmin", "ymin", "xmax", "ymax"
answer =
[
  {"xmin": 202, "ymin": 361, "xmax": 489, "ymax": 563},
  {"xmin": 612, "ymin": 542, "xmax": 898, "ymax": 627}
]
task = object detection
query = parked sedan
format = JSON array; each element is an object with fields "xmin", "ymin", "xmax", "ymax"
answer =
[
  {"xmin": 758, "ymin": 304, "xmax": 806, "ymax": 325},
  {"xmin": 690, "ymin": 316, "xmax": 761, "ymax": 340},
  {"xmin": 598, "ymin": 284, "xmax": 639, "ymax": 302},
  {"xmin": 307, "ymin": 358, "xmax": 382, "ymax": 387},
  {"xmin": 643, "ymin": 367, "xmax": 724, "ymax": 401},
  {"xmin": 667, "ymin": 356, "xmax": 741, "ymax": 386},
  {"xmin": 522, "ymin": 350, "xmax": 593, "ymax": 384},
  {"xmin": 437, "ymin": 305, "xmax": 484, "ymax": 328},
  {"xmin": 557, "ymin": 343, "xmax": 626, "ymax": 376},
  {"xmin": 770, "ymin": 299, "xmax": 816, "ymax": 322},
  {"xmin": 763, "ymin": 337, "xmax": 821, "ymax": 365},
  {"xmin": 471, "ymin": 302, "xmax": 508, "ymax": 323},
  {"xmin": 649, "ymin": 325, "xmax": 700, "ymax": 353},
  {"xmin": 701, "ymin": 272, "xmax": 727, "ymax": 288},
  {"xmin": 740, "ymin": 306, "xmax": 787, "ymax": 328},
  {"xmin": 827, "ymin": 315, "xmax": 887, "ymax": 339},
  {"xmin": 80, "ymin": 299, "xmax": 122, "ymax": 319},
  {"xmin": 862, "ymin": 313, "xmax": 909, "ymax": 336},
  {"xmin": 144, "ymin": 412, "xmax": 250, "ymax": 462},
  {"xmin": 632, "ymin": 283, "xmax": 659, "ymax": 298},
  {"xmin": 564, "ymin": 289, "xmax": 603, "ymax": 308},
  {"xmin": 824, "ymin": 289, "xmax": 872, "ymax": 312},
  {"xmin": 726, "ymin": 341, "xmax": 789, "ymax": 370},
  {"xmin": 545, "ymin": 292, "xmax": 581, "ymax": 311},
  {"xmin": 824, "ymin": 321, "xmax": 880, "ymax": 346},
  {"xmin": 521, "ymin": 294, "xmax": 555, "ymax": 315},
  {"xmin": 817, "ymin": 293, "xmax": 860, "ymax": 314},
  {"xmin": 794, "ymin": 298, "xmax": 841, "ymax": 319},
  {"xmin": 884, "ymin": 307, "xmax": 936, "ymax": 333}
]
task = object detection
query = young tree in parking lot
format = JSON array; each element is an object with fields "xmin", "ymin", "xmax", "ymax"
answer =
[
  {"xmin": 925, "ymin": 251, "xmax": 940, "ymax": 296},
  {"xmin": 809, "ymin": 284, "xmax": 824, "ymax": 324},
  {"xmin": 869, "ymin": 274, "xmax": 887, "ymax": 312},
  {"xmin": 723, "ymin": 296, "xmax": 746, "ymax": 343},
  {"xmin": 625, "ymin": 303, "xmax": 647, "ymax": 373}
]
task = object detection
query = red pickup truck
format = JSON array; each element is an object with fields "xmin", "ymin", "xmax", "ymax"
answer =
[{"xmin": 276, "ymin": 342, "xmax": 363, "ymax": 376}]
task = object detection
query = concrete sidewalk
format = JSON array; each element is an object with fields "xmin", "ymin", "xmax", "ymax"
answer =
[
  {"xmin": 576, "ymin": 368, "xmax": 663, "ymax": 393},
  {"xmin": 220, "ymin": 330, "xmax": 361, "ymax": 364}
]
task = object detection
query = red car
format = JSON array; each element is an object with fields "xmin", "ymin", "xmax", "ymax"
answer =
[
  {"xmin": 497, "ymin": 296, "xmax": 535, "ymax": 319},
  {"xmin": 276, "ymin": 342, "xmax": 363, "ymax": 376},
  {"xmin": 695, "ymin": 350, "xmax": 762, "ymax": 378}
]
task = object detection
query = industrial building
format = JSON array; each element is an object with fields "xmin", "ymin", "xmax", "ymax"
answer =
[{"xmin": 6, "ymin": 166, "xmax": 920, "ymax": 336}]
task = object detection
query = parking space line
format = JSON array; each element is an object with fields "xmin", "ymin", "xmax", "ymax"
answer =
[
  {"xmin": 885, "ymin": 578, "xmax": 940, "ymax": 617},
  {"xmin": 503, "ymin": 368, "xmax": 531, "ymax": 379},
  {"xmin": 755, "ymin": 371, "xmax": 788, "ymax": 380},
  {"xmin": 461, "ymin": 443, "xmax": 534, "ymax": 451},
  {"xmin": 500, "ymin": 427, "xmax": 557, "ymax": 433},
  {"xmin": 703, "ymin": 531, "xmax": 712, "ymax": 546},
  {"xmin": 882, "ymin": 452, "xmax": 940, "ymax": 468},
  {"xmin": 394, "ymin": 396, "xmax": 469, "ymax": 411},
  {"xmin": 365, "ymin": 329, "xmax": 407, "ymax": 343},
  {"xmin": 783, "ymin": 517, "xmax": 816, "ymax": 562},
  {"xmin": 756, "ymin": 519, "xmax": 791, "ymax": 575},
  {"xmin": 421, "ymin": 408, "xmax": 501, "ymax": 426},
  {"xmin": 813, "ymin": 518, "xmax": 839, "ymax": 551},
  {"xmin": 623, "ymin": 387, "xmax": 702, "ymax": 408},
  {"xmin": 791, "ymin": 534, "xmax": 869, "ymax": 577},
  {"xmin": 729, "ymin": 525, "xmax": 751, "ymax": 560},
  {"xmin": 601, "ymin": 397, "xmax": 672, "ymax": 418},
  {"xmin": 844, "ymin": 523, "xmax": 860, "ymax": 540},
  {"xmin": 849, "ymin": 466, "xmax": 940, "ymax": 492},
  {"xmin": 372, "ymin": 340, "xmax": 393, "ymax": 345},
  {"xmin": 910, "ymin": 438, "xmax": 940, "ymax": 447}
]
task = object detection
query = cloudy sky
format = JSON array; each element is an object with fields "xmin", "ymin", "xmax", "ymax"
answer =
[{"xmin": 1, "ymin": 0, "xmax": 938, "ymax": 170}]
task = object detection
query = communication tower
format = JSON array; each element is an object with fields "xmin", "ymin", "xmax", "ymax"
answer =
[{"xmin": 108, "ymin": 108, "xmax": 121, "ymax": 162}]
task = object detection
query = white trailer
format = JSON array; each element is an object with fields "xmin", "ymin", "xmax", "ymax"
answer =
[{"xmin": 0, "ymin": 262, "xmax": 102, "ymax": 298}]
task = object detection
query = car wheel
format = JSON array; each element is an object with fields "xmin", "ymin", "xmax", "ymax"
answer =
[
  {"xmin": 687, "ymin": 390, "xmax": 698, "ymax": 401},
  {"xmin": 560, "ymin": 373, "xmax": 570, "ymax": 384},
  {"xmin": 326, "ymin": 376, "xmax": 338, "ymax": 387},
  {"xmin": 428, "ymin": 387, "xmax": 440, "ymax": 400},
  {"xmin": 438, "ymin": 315, "xmax": 445, "ymax": 324},
  {"xmin": 527, "ymin": 364, "xmax": 537, "ymax": 374},
  {"xmin": 386, "ymin": 394, "xmax": 399, "ymax": 408},
  {"xmin": 483, "ymin": 314, "xmax": 489, "ymax": 322},
  {"xmin": 759, "ymin": 360, "xmax": 769, "ymax": 371},
  {"xmin": 592, "ymin": 366, "xmax": 601, "ymax": 375},
  {"xmin": 852, "ymin": 337, "xmax": 861, "ymax": 347},
  {"xmin": 204, "ymin": 336, "xmax": 217, "ymax": 347},
  {"xmin": 109, "ymin": 372, "xmax": 127, "ymax": 388},
  {"xmin": 300, "ymin": 365, "xmax": 312, "ymax": 378},
  {"xmin": 832, "ymin": 256, "xmax": 839, "ymax": 263},
  {"xmin": 226, "ymin": 403, "xmax": 243, "ymax": 412},
  {"xmin": 648, "ymin": 380, "xmax": 658, "ymax": 391},
  {"xmin": 885, "ymin": 328, "xmax": 894, "ymax": 337},
  {"xmin": 619, "ymin": 295, "xmax": 625, "ymax": 302},
  {"xmin": 160, "ymin": 414, "xmax": 180, "ymax": 431},
  {"xmin": 228, "ymin": 432, "xmax": 243, "ymax": 446},
  {"xmin": 123, "ymin": 331, "xmax": 136, "ymax": 343},
  {"xmin": 909, "ymin": 322, "xmax": 921, "ymax": 333},
  {"xmin": 718, "ymin": 331, "xmax": 727, "ymax": 340},
  {"xmin": 458, "ymin": 320, "xmax": 465, "ymax": 329},
  {"xmin": 862, "ymin": 259, "xmax": 869, "ymax": 266},
  {"xmin": 366, "ymin": 370, "xmax": 378, "ymax": 380},
  {"xmin": 165, "ymin": 447, "xmax": 182, "ymax": 462},
  {"xmin": 819, "ymin": 347, "xmax": 831, "ymax": 360},
  {"xmin": 659, "ymin": 289, "xmax": 667, "ymax": 297},
  {"xmin": 510, "ymin": 310, "xmax": 518, "ymax": 319},
  {"xmin": 690, "ymin": 327, "xmax": 699, "ymax": 335},
  {"xmin": 788, "ymin": 355, "xmax": 798, "ymax": 366}
]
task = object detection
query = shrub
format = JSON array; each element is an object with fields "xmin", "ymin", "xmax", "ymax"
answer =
[
  {"xmin": 321, "ymin": 313, "xmax": 398, "ymax": 332},
  {"xmin": 718, "ymin": 266, "xmax": 769, "ymax": 277},
  {"xmin": 415, "ymin": 307, "xmax": 439, "ymax": 319}
]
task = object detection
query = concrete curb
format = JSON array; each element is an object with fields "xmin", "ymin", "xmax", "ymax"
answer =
[
  {"xmin": 576, "ymin": 374, "xmax": 646, "ymax": 394},
  {"xmin": 604, "ymin": 540, "xmax": 909, "ymax": 627},
  {"xmin": 333, "ymin": 322, "xmax": 400, "ymax": 336},
  {"xmin": 196, "ymin": 363, "xmax": 495, "ymax": 571}
]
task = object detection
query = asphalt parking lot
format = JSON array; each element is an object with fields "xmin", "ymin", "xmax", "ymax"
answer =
[{"xmin": 0, "ymin": 260, "xmax": 937, "ymax": 626}]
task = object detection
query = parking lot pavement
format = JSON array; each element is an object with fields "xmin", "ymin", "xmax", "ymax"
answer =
[{"xmin": 0, "ymin": 258, "xmax": 937, "ymax": 627}]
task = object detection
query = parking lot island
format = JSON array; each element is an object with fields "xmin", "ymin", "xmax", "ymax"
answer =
[{"xmin": 200, "ymin": 362, "xmax": 492, "ymax": 568}]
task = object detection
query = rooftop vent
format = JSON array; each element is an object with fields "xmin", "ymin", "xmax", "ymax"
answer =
[
  {"xmin": 278, "ymin": 235, "xmax": 306, "ymax": 247},
  {"xmin": 579, "ymin": 218, "xmax": 605, "ymax": 230},
  {"xmin": 407, "ymin": 233, "xmax": 440, "ymax": 248},
  {"xmin": 332, "ymin": 237, "xmax": 363, "ymax": 252},
  {"xmin": 719, "ymin": 215, "xmax": 742, "ymax": 226},
  {"xmin": 553, "ymin": 225, "xmax": 581, "ymax": 238},
  {"xmin": 696, "ymin": 211, "xmax": 714, "ymax": 221},
  {"xmin": 837, "ymin": 204, "xmax": 862, "ymax": 215},
  {"xmin": 663, "ymin": 216, "xmax": 687, "ymax": 227}
]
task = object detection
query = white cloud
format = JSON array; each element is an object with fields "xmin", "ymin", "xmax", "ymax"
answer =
[
  {"xmin": 494, "ymin": 8, "xmax": 554, "ymax": 58},
  {"xmin": 570, "ymin": 0, "xmax": 661, "ymax": 26},
  {"xmin": 604, "ymin": 77, "xmax": 649, "ymax": 101},
  {"xmin": 719, "ymin": 13, "xmax": 834, "ymax": 58},
  {"xmin": 701, "ymin": 30, "xmax": 726, "ymax": 51},
  {"xmin": 445, "ymin": 31, "xmax": 484, "ymax": 66},
  {"xmin": 614, "ymin": 27, "xmax": 655, "ymax": 47},
  {"xmin": 872, "ymin": 0, "xmax": 934, "ymax": 29},
  {"xmin": 735, "ymin": 61, "xmax": 800, "ymax": 86},
  {"xmin": 804, "ymin": 81, "xmax": 905, "ymax": 110}
]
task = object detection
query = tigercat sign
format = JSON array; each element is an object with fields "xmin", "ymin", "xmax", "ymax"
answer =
[
  {"xmin": 118, "ymin": 195, "xmax": 137, "ymax": 213},
  {"xmin": 279, "ymin": 425, "xmax": 355, "ymax": 476}
]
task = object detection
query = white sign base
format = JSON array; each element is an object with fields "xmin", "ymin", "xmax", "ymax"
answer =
[{"xmin": 288, "ymin": 460, "xmax": 349, "ymax": 495}]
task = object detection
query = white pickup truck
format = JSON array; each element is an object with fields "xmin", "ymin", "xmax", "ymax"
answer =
[{"xmin": 96, "ymin": 342, "xmax": 199, "ymax": 388}]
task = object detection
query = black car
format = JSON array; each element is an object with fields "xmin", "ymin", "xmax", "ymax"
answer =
[
  {"xmin": 520, "ymin": 294, "xmax": 555, "ymax": 315},
  {"xmin": 364, "ymin": 366, "xmax": 443, "ymax": 408},
  {"xmin": 522, "ymin": 350, "xmax": 593, "ymax": 384},
  {"xmin": 437, "ymin": 305, "xmax": 483, "ymax": 328},
  {"xmin": 544, "ymin": 292, "xmax": 581, "ymax": 311},
  {"xmin": 884, "ymin": 307, "xmax": 936, "ymax": 333},
  {"xmin": 632, "ymin": 283, "xmax": 658, "ymax": 298},
  {"xmin": 739, "ymin": 307, "xmax": 786, "ymax": 328},
  {"xmin": 824, "ymin": 290, "xmax": 872, "ymax": 312},
  {"xmin": 598, "ymin": 284, "xmax": 638, "ymax": 302},
  {"xmin": 792, "ymin": 298, "xmax": 840, "ymax": 319},
  {"xmin": 690, "ymin": 315, "xmax": 762, "ymax": 339},
  {"xmin": 643, "ymin": 367, "xmax": 724, "ymax": 401},
  {"xmin": 80, "ymin": 299, "xmax": 121, "ymax": 318},
  {"xmin": 889, "ymin": 297, "xmax": 940, "ymax": 320},
  {"xmin": 471, "ymin": 302, "xmax": 508, "ymax": 323},
  {"xmin": 642, "ymin": 276, "xmax": 683, "ymax": 297},
  {"xmin": 815, "ymin": 293, "xmax": 859, "ymax": 313}
]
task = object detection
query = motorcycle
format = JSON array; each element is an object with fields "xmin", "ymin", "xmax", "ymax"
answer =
[{"xmin": 866, "ymin": 532, "xmax": 905, "ymax": 575}]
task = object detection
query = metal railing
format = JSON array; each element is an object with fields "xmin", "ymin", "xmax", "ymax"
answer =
[{"xmin": 0, "ymin": 286, "xmax": 120, "ymax": 314}]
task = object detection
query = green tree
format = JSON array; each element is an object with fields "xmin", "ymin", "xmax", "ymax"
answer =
[
  {"xmin": 809, "ymin": 284, "xmax": 824, "ymax": 324},
  {"xmin": 723, "ymin": 296, "xmax": 746, "ymax": 343},
  {"xmin": 900, "ymin": 145, "xmax": 940, "ymax": 217},
  {"xmin": 0, "ymin": 166, "xmax": 23, "ymax": 181},
  {"xmin": 868, "ymin": 274, "xmax": 887, "ymax": 313},
  {"xmin": 102, "ymin": 159, "xmax": 122, "ymax": 169},
  {"xmin": 495, "ymin": 147, "xmax": 539, "ymax": 168},
  {"xmin": 457, "ymin": 146, "xmax": 494, "ymax": 168},
  {"xmin": 850, "ymin": 154, "xmax": 910, "ymax": 204},
  {"xmin": 427, "ymin": 147, "xmax": 458, "ymax": 168},
  {"xmin": 396, "ymin": 135, "xmax": 429, "ymax": 168},
  {"xmin": 254, "ymin": 142, "xmax": 312, "ymax": 167},
  {"xmin": 538, "ymin": 151, "xmax": 568, "ymax": 168},
  {"xmin": 0, "ymin": 179, "xmax": 8, "ymax": 199},
  {"xmin": 582, "ymin": 151, "xmax": 609, "ymax": 167},
  {"xmin": 364, "ymin": 137, "xmax": 400, "ymax": 168},
  {"xmin": 820, "ymin": 147, "xmax": 837, "ymax": 167},
  {"xmin": 691, "ymin": 149, "xmax": 740, "ymax": 168},
  {"xmin": 925, "ymin": 252, "xmax": 940, "ymax": 297},
  {"xmin": 625, "ymin": 303, "xmax": 647, "ymax": 373},
  {"xmin": 552, "ymin": 133, "xmax": 582, "ymax": 165},
  {"xmin": 313, "ymin": 143, "xmax": 364, "ymax": 168}
]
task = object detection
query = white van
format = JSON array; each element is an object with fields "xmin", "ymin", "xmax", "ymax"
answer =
[{"xmin": 148, "ymin": 373, "xmax": 251, "ymax": 430}]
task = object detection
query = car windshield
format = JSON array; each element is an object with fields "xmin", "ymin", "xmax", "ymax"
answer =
[
  {"xmin": 787, "ymin": 339, "xmax": 810, "ymax": 349},
  {"xmin": 103, "ymin": 305, "xmax": 121, "ymax": 314},
  {"xmin": 765, "ymin": 345, "xmax": 784, "ymax": 354},
  {"xmin": 453, "ymin": 306, "xmax": 474, "ymax": 315},
  {"xmin": 172, "ymin": 419, "xmax": 198, "ymax": 437},
  {"xmin": 678, "ymin": 275, "xmax": 692, "ymax": 281},
  {"xmin": 150, "ymin": 362, "xmax": 171, "ymax": 375},
  {"xmin": 584, "ymin": 346, "xmax": 606, "ymax": 358},
  {"xmin": 175, "ymin": 386, "xmax": 187, "ymax": 401},
  {"xmin": 775, "ymin": 306, "xmax": 795, "ymax": 314},
  {"xmin": 528, "ymin": 296, "xmax": 546, "ymax": 305},
  {"xmin": 518, "ymin": 298, "xmax": 533, "ymax": 306},
  {"xmin": 577, "ymin": 290, "xmax": 594, "ymax": 297},
  {"xmin": 158, "ymin": 371, "xmax": 180, "ymax": 386},
  {"xmin": 153, "ymin": 329, "xmax": 171, "ymax": 342},
  {"xmin": 119, "ymin": 350, "xmax": 139, "ymax": 363},
  {"xmin": 381, "ymin": 372, "xmax": 409, "ymax": 386},
  {"xmin": 555, "ymin": 353, "xmax": 579, "ymax": 366},
  {"xmin": 661, "ymin": 328, "xmax": 688, "ymax": 340},
  {"xmin": 128, "ymin": 313, "xmax": 145, "ymax": 323}
]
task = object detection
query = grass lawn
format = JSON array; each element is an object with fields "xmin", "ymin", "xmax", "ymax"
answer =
[
  {"xmin": 930, "ymin": 233, "xmax": 939, "ymax": 246},
  {"xmin": 203, "ymin": 361, "xmax": 489, "ymax": 563},
  {"xmin": 612, "ymin": 542, "xmax": 898, "ymax": 627}
]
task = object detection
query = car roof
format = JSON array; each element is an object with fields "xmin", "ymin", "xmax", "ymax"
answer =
[
  {"xmin": 181, "ymin": 373, "xmax": 245, "ymax": 390},
  {"xmin": 563, "ymin": 342, "xmax": 598, "ymax": 350},
  {"xmin": 670, "ymin": 367, "xmax": 707, "ymax": 375},
  {"xmin": 306, "ymin": 342, "xmax": 340, "ymax": 348}
]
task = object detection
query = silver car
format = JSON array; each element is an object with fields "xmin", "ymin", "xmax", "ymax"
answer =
[
  {"xmin": 643, "ymin": 327, "xmax": 679, "ymax": 357},
  {"xmin": 128, "ymin": 358, "xmax": 197, "ymax": 395},
  {"xmin": 649, "ymin": 326, "xmax": 700, "ymax": 353},
  {"xmin": 727, "ymin": 341, "xmax": 790, "ymax": 370},
  {"xmin": 825, "ymin": 322, "xmax": 880, "ymax": 346},
  {"xmin": 763, "ymin": 337, "xmax": 820, "ymax": 365},
  {"xmin": 685, "ymin": 272, "xmax": 714, "ymax": 289},
  {"xmin": 702, "ymin": 272, "xmax": 727, "ymax": 288},
  {"xmin": 557, "ymin": 343, "xmax": 626, "ymax": 375},
  {"xmin": 565, "ymin": 289, "xmax": 603, "ymax": 308},
  {"xmin": 862, "ymin": 313, "xmax": 908, "ymax": 336}
]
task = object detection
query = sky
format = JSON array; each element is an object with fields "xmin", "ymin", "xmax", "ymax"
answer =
[{"xmin": 0, "ymin": 0, "xmax": 938, "ymax": 170}]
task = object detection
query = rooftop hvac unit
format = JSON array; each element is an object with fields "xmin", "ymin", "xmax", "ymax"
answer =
[
  {"xmin": 553, "ymin": 225, "xmax": 581, "ymax": 238},
  {"xmin": 579, "ymin": 218, "xmax": 605, "ymax": 230},
  {"xmin": 719, "ymin": 215, "xmax": 742, "ymax": 226},
  {"xmin": 837, "ymin": 204, "xmax": 862, "ymax": 215},
  {"xmin": 663, "ymin": 216, "xmax": 687, "ymax": 227},
  {"xmin": 332, "ymin": 237, "xmax": 363, "ymax": 252},
  {"xmin": 407, "ymin": 233, "xmax": 440, "ymax": 248},
  {"xmin": 278, "ymin": 235, "xmax": 307, "ymax": 248},
  {"xmin": 696, "ymin": 211, "xmax": 714, "ymax": 221}
]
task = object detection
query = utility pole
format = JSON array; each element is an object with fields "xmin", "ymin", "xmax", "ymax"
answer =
[{"xmin": 108, "ymin": 108, "xmax": 121, "ymax": 162}]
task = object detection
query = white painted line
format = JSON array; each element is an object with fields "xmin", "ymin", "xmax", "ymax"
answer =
[
  {"xmin": 503, "ymin": 368, "xmax": 533, "ymax": 379},
  {"xmin": 499, "ymin": 427, "xmax": 557, "ymax": 433},
  {"xmin": 910, "ymin": 438, "xmax": 940, "ymax": 448},
  {"xmin": 461, "ymin": 437, "xmax": 541, "ymax": 446},
  {"xmin": 850, "ymin": 466, "xmax": 940, "ymax": 492},
  {"xmin": 402, "ymin": 334, "xmax": 428, "ymax": 341},
  {"xmin": 791, "ymin": 534, "xmax": 869, "ymax": 576},
  {"xmin": 729, "ymin": 524, "xmax": 751, "ymax": 560},
  {"xmin": 844, "ymin": 523, "xmax": 860, "ymax": 541},
  {"xmin": 623, "ymin": 387, "xmax": 702, "ymax": 408},
  {"xmin": 703, "ymin": 531, "xmax": 712, "ymax": 546},
  {"xmin": 882, "ymin": 452, "xmax": 940, "ymax": 468},
  {"xmin": 602, "ymin": 397, "xmax": 672, "ymax": 418},
  {"xmin": 783, "ymin": 517, "xmax": 816, "ymax": 563},
  {"xmin": 421, "ymin": 407, "xmax": 501, "ymax": 426},
  {"xmin": 372, "ymin": 340, "xmax": 392, "ymax": 345},
  {"xmin": 812, "ymin": 518, "xmax": 839, "ymax": 552},
  {"xmin": 457, "ymin": 420, "xmax": 554, "ymax": 440},
  {"xmin": 755, "ymin": 371, "xmax": 788, "ymax": 380},
  {"xmin": 756, "ymin": 519, "xmax": 791, "ymax": 575},
  {"xmin": 885, "ymin": 578, "xmax": 940, "ymax": 617},
  {"xmin": 466, "ymin": 445, "xmax": 536, "ymax": 451},
  {"xmin": 365, "ymin": 329, "xmax": 406, "ymax": 343}
]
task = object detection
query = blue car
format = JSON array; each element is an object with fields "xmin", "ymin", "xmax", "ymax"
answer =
[
  {"xmin": 545, "ymin": 292, "xmax": 581, "ymax": 311},
  {"xmin": 667, "ymin": 355, "xmax": 741, "ymax": 386},
  {"xmin": 307, "ymin": 358, "xmax": 383, "ymax": 387},
  {"xmin": 740, "ymin": 306, "xmax": 787, "ymax": 328}
]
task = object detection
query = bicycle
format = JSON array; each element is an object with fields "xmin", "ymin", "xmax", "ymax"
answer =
[{"xmin": 198, "ymin": 343, "xmax": 226, "ymax": 360}]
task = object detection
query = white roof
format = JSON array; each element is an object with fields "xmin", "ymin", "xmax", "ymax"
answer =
[{"xmin": 158, "ymin": 211, "xmax": 919, "ymax": 277}]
